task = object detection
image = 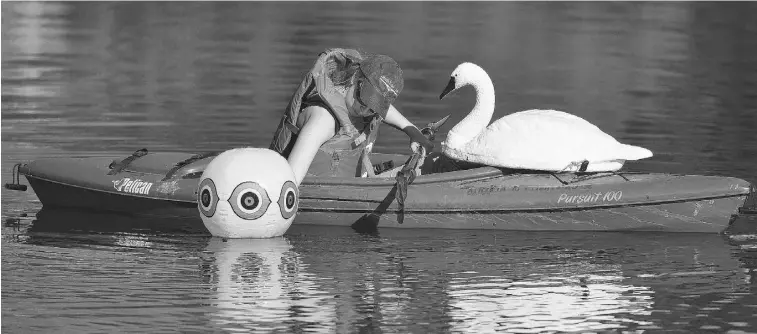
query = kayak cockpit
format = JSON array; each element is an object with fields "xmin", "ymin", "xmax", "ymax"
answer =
[{"xmin": 108, "ymin": 150, "xmax": 220, "ymax": 180}]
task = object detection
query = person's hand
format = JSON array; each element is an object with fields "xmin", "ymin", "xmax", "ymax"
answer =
[{"xmin": 403, "ymin": 126, "xmax": 435, "ymax": 153}]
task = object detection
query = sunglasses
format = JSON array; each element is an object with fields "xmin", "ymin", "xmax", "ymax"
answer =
[{"xmin": 355, "ymin": 80, "xmax": 371, "ymax": 111}]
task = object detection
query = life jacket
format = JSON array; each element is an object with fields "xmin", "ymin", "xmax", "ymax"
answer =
[{"xmin": 269, "ymin": 48, "xmax": 382, "ymax": 177}]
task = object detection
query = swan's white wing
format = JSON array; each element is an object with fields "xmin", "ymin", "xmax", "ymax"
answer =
[
  {"xmin": 447, "ymin": 109, "xmax": 652, "ymax": 171},
  {"xmin": 512, "ymin": 109, "xmax": 594, "ymax": 125}
]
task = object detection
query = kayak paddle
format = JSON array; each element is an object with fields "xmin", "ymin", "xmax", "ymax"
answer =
[{"xmin": 395, "ymin": 115, "xmax": 450, "ymax": 223}]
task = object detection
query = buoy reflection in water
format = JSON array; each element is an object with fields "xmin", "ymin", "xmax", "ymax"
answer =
[{"xmin": 204, "ymin": 237, "xmax": 336, "ymax": 332}]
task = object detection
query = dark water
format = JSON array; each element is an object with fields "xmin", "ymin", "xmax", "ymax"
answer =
[{"xmin": 2, "ymin": 2, "xmax": 757, "ymax": 332}]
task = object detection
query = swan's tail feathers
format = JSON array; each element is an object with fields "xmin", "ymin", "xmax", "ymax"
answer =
[{"xmin": 618, "ymin": 144, "xmax": 653, "ymax": 160}]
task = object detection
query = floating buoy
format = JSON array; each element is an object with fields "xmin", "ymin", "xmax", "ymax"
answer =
[{"xmin": 197, "ymin": 148, "xmax": 298, "ymax": 238}]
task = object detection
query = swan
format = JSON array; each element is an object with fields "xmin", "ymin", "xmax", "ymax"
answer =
[{"xmin": 438, "ymin": 62, "xmax": 653, "ymax": 172}]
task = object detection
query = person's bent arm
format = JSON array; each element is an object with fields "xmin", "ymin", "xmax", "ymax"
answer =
[
  {"xmin": 382, "ymin": 105, "xmax": 434, "ymax": 152},
  {"xmin": 382, "ymin": 104, "xmax": 414, "ymax": 130},
  {"xmin": 287, "ymin": 106, "xmax": 337, "ymax": 186}
]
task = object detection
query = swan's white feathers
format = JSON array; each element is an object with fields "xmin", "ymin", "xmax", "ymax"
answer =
[{"xmin": 441, "ymin": 64, "xmax": 653, "ymax": 172}]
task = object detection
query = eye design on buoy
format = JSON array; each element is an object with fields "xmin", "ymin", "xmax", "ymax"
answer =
[
  {"xmin": 198, "ymin": 178, "xmax": 219, "ymax": 217},
  {"xmin": 228, "ymin": 182, "xmax": 271, "ymax": 220},
  {"xmin": 277, "ymin": 180, "xmax": 298, "ymax": 219}
]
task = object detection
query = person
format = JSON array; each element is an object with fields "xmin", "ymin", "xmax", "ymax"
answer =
[{"xmin": 270, "ymin": 48, "xmax": 435, "ymax": 185}]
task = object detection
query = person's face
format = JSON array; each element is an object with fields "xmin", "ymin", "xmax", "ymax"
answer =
[{"xmin": 349, "ymin": 79, "xmax": 377, "ymax": 117}]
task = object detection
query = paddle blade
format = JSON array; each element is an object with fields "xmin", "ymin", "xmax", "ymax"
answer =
[
  {"xmin": 396, "ymin": 172, "xmax": 408, "ymax": 208},
  {"xmin": 394, "ymin": 170, "xmax": 417, "ymax": 225}
]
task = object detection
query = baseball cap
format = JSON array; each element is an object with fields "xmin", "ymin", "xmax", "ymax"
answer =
[{"xmin": 356, "ymin": 54, "xmax": 404, "ymax": 119}]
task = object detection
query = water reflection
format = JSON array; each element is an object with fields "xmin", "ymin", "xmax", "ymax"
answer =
[
  {"xmin": 203, "ymin": 237, "xmax": 336, "ymax": 333},
  {"xmin": 309, "ymin": 228, "xmax": 752, "ymax": 332},
  {"xmin": 27, "ymin": 207, "xmax": 208, "ymax": 235},
  {"xmin": 6, "ymin": 213, "xmax": 756, "ymax": 332},
  {"xmin": 1, "ymin": 1, "xmax": 69, "ymax": 125},
  {"xmin": 447, "ymin": 266, "xmax": 654, "ymax": 332}
]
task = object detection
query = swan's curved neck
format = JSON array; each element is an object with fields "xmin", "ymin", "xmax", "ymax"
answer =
[{"xmin": 445, "ymin": 72, "xmax": 496, "ymax": 149}]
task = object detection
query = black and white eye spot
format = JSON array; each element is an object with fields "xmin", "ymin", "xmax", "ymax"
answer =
[
  {"xmin": 277, "ymin": 181, "xmax": 298, "ymax": 219},
  {"xmin": 198, "ymin": 178, "xmax": 218, "ymax": 217},
  {"xmin": 228, "ymin": 182, "xmax": 271, "ymax": 220}
]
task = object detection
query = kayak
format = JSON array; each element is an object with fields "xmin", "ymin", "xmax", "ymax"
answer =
[{"xmin": 6, "ymin": 149, "xmax": 755, "ymax": 233}]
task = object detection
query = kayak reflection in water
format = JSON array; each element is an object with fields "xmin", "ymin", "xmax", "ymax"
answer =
[{"xmin": 269, "ymin": 48, "xmax": 435, "ymax": 185}]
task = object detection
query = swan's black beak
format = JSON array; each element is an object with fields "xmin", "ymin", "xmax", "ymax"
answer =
[{"xmin": 439, "ymin": 77, "xmax": 456, "ymax": 100}]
